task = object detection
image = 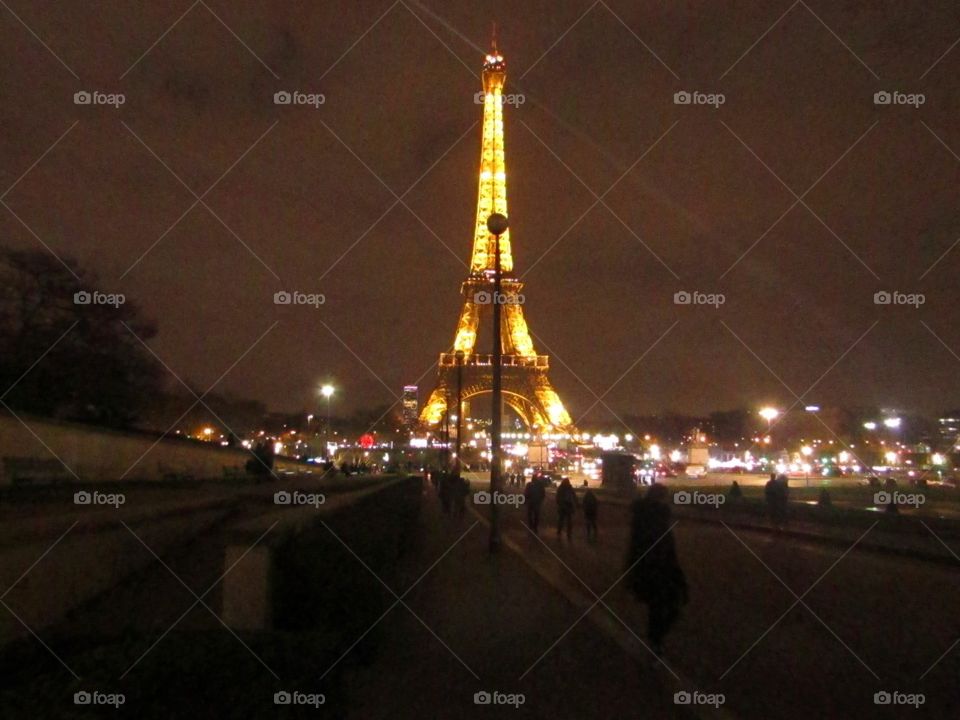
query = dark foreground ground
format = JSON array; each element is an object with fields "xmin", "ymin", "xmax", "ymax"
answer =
[{"xmin": 2, "ymin": 477, "xmax": 959, "ymax": 718}]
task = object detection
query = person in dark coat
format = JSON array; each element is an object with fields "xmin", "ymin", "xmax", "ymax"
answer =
[
  {"xmin": 524, "ymin": 476, "xmax": 546, "ymax": 533},
  {"xmin": 765, "ymin": 473, "xmax": 790, "ymax": 526},
  {"xmin": 626, "ymin": 483, "xmax": 688, "ymax": 655},
  {"xmin": 438, "ymin": 471, "xmax": 452, "ymax": 514},
  {"xmin": 556, "ymin": 477, "xmax": 578, "ymax": 540},
  {"xmin": 454, "ymin": 474, "xmax": 470, "ymax": 518},
  {"xmin": 582, "ymin": 488, "xmax": 598, "ymax": 541}
]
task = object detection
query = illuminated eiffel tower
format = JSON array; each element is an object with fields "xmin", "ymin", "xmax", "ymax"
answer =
[{"xmin": 420, "ymin": 40, "xmax": 575, "ymax": 433}]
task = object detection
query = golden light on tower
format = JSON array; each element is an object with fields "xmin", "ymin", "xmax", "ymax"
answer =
[
  {"xmin": 470, "ymin": 47, "xmax": 513, "ymax": 274},
  {"xmin": 419, "ymin": 36, "xmax": 575, "ymax": 434}
]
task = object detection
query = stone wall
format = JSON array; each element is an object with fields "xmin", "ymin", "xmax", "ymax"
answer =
[{"xmin": 0, "ymin": 411, "xmax": 314, "ymax": 484}]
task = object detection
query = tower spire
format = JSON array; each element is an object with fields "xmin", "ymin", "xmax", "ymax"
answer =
[
  {"xmin": 472, "ymin": 37, "xmax": 511, "ymax": 274},
  {"xmin": 418, "ymin": 33, "xmax": 575, "ymax": 434}
]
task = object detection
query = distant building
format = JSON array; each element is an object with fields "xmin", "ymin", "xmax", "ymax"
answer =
[
  {"xmin": 938, "ymin": 412, "xmax": 960, "ymax": 449},
  {"xmin": 402, "ymin": 386, "xmax": 419, "ymax": 427}
]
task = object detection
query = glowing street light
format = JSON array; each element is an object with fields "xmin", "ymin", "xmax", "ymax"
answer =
[
  {"xmin": 759, "ymin": 407, "xmax": 779, "ymax": 423},
  {"xmin": 863, "ymin": 421, "xmax": 877, "ymax": 430},
  {"xmin": 320, "ymin": 384, "xmax": 335, "ymax": 439},
  {"xmin": 883, "ymin": 417, "xmax": 902, "ymax": 429},
  {"xmin": 759, "ymin": 407, "xmax": 779, "ymax": 435}
]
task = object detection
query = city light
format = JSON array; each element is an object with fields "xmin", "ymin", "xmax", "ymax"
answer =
[
  {"xmin": 883, "ymin": 417, "xmax": 901, "ymax": 429},
  {"xmin": 320, "ymin": 384, "xmax": 335, "ymax": 399},
  {"xmin": 863, "ymin": 421, "xmax": 877, "ymax": 430},
  {"xmin": 759, "ymin": 407, "xmax": 779, "ymax": 422}
]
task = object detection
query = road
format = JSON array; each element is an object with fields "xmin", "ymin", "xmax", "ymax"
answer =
[{"xmin": 462, "ymin": 472, "xmax": 960, "ymax": 719}]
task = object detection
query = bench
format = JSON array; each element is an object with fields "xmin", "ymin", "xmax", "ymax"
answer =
[{"xmin": 2, "ymin": 456, "xmax": 73, "ymax": 485}]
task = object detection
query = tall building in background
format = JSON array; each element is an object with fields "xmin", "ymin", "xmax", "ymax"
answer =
[
  {"xmin": 419, "ymin": 39, "xmax": 575, "ymax": 434},
  {"xmin": 402, "ymin": 385, "xmax": 419, "ymax": 427}
]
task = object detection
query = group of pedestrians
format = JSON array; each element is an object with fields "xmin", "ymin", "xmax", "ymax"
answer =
[
  {"xmin": 523, "ymin": 475, "xmax": 688, "ymax": 656},
  {"xmin": 522, "ymin": 475, "xmax": 599, "ymax": 542},
  {"xmin": 764, "ymin": 472, "xmax": 790, "ymax": 525},
  {"xmin": 431, "ymin": 467, "xmax": 688, "ymax": 656},
  {"xmin": 432, "ymin": 470, "xmax": 469, "ymax": 519}
]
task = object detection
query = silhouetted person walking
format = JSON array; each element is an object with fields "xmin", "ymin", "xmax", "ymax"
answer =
[
  {"xmin": 765, "ymin": 473, "xmax": 789, "ymax": 526},
  {"xmin": 556, "ymin": 477, "xmax": 578, "ymax": 540},
  {"xmin": 454, "ymin": 474, "xmax": 469, "ymax": 518},
  {"xmin": 627, "ymin": 483, "xmax": 688, "ymax": 656},
  {"xmin": 582, "ymin": 488, "xmax": 598, "ymax": 541},
  {"xmin": 524, "ymin": 476, "xmax": 546, "ymax": 533},
  {"xmin": 438, "ymin": 472, "xmax": 452, "ymax": 515}
]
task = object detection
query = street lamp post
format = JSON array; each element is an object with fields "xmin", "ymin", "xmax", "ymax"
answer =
[
  {"xmin": 443, "ymin": 391, "xmax": 451, "ymax": 470},
  {"xmin": 321, "ymin": 384, "xmax": 335, "ymax": 448},
  {"xmin": 487, "ymin": 212, "xmax": 508, "ymax": 553},
  {"xmin": 759, "ymin": 407, "xmax": 779, "ymax": 435},
  {"xmin": 455, "ymin": 350, "xmax": 464, "ymax": 475}
]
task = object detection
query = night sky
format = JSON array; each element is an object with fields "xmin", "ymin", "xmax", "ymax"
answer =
[{"xmin": 2, "ymin": 1, "xmax": 960, "ymax": 423}]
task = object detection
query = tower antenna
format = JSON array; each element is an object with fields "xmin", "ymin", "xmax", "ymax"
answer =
[{"xmin": 491, "ymin": 21, "xmax": 497, "ymax": 53}]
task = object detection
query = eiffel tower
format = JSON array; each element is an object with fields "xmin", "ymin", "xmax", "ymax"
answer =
[{"xmin": 420, "ymin": 40, "xmax": 575, "ymax": 434}]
